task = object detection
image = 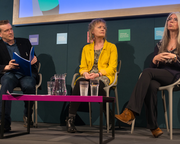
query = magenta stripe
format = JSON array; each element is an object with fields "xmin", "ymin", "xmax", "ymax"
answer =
[{"xmin": 2, "ymin": 95, "xmax": 105, "ymax": 102}]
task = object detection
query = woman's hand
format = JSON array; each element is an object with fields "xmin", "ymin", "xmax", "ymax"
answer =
[
  {"xmin": 166, "ymin": 53, "xmax": 177, "ymax": 62},
  {"xmin": 152, "ymin": 52, "xmax": 176, "ymax": 64},
  {"xmin": 84, "ymin": 73, "xmax": 99, "ymax": 79}
]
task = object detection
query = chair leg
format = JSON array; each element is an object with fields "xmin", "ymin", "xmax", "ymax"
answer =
[
  {"xmin": 32, "ymin": 102, "xmax": 38, "ymax": 127},
  {"xmin": 131, "ymin": 119, "xmax": 135, "ymax": 134},
  {"xmin": 33, "ymin": 88, "xmax": 38, "ymax": 128},
  {"xmin": 106, "ymin": 102, "xmax": 109, "ymax": 133},
  {"xmin": 105, "ymin": 89, "xmax": 110, "ymax": 133},
  {"xmin": 161, "ymin": 90, "xmax": 169, "ymax": 132},
  {"xmin": 34, "ymin": 101, "xmax": 38, "ymax": 128},
  {"xmin": 89, "ymin": 102, "xmax": 92, "ymax": 127},
  {"xmin": 168, "ymin": 89, "xmax": 173, "ymax": 140}
]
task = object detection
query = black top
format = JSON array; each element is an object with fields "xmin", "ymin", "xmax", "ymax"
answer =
[{"xmin": 151, "ymin": 41, "xmax": 180, "ymax": 81}]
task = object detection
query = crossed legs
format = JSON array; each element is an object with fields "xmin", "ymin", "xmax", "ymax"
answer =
[{"xmin": 116, "ymin": 68, "xmax": 175, "ymax": 137}]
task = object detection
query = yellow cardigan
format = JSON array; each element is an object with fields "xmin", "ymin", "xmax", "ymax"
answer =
[{"xmin": 79, "ymin": 40, "xmax": 118, "ymax": 85}]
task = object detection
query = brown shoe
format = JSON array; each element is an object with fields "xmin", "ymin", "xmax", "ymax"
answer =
[
  {"xmin": 115, "ymin": 108, "xmax": 135, "ymax": 125},
  {"xmin": 151, "ymin": 127, "xmax": 163, "ymax": 138}
]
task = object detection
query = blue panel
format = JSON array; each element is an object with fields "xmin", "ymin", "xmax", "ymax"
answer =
[
  {"xmin": 19, "ymin": 0, "xmax": 180, "ymax": 17},
  {"xmin": 154, "ymin": 27, "xmax": 164, "ymax": 40},
  {"xmin": 59, "ymin": 0, "xmax": 180, "ymax": 14},
  {"xmin": 19, "ymin": 0, "xmax": 33, "ymax": 18}
]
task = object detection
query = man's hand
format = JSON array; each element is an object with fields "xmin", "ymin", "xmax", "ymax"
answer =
[
  {"xmin": 31, "ymin": 56, "xmax": 37, "ymax": 65},
  {"xmin": 4, "ymin": 59, "xmax": 19, "ymax": 71}
]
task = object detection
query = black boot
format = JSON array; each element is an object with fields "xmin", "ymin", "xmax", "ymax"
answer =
[
  {"xmin": 23, "ymin": 116, "xmax": 34, "ymax": 128},
  {"xmin": 0, "ymin": 120, "xmax": 11, "ymax": 133},
  {"xmin": 65, "ymin": 116, "xmax": 77, "ymax": 133}
]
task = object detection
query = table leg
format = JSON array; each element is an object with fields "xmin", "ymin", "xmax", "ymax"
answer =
[
  {"xmin": 0, "ymin": 100, "xmax": 5, "ymax": 139},
  {"xmin": 112, "ymin": 100, "xmax": 115, "ymax": 138},
  {"xmin": 99, "ymin": 102, "xmax": 103, "ymax": 144},
  {"xmin": 27, "ymin": 101, "xmax": 30, "ymax": 133}
]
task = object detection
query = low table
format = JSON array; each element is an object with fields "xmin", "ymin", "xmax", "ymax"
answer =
[{"xmin": 0, "ymin": 95, "xmax": 115, "ymax": 144}]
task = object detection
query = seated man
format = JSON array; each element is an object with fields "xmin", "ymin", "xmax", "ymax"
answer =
[{"xmin": 0, "ymin": 20, "xmax": 39, "ymax": 132}]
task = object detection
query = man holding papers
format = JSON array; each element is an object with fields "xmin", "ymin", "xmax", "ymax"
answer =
[{"xmin": 0, "ymin": 20, "xmax": 39, "ymax": 132}]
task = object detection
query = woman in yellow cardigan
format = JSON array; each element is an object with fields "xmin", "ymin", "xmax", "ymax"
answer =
[{"xmin": 66, "ymin": 18, "xmax": 118, "ymax": 133}]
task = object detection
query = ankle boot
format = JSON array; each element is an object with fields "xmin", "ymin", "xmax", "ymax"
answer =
[
  {"xmin": 65, "ymin": 116, "xmax": 77, "ymax": 133},
  {"xmin": 115, "ymin": 108, "xmax": 135, "ymax": 125},
  {"xmin": 151, "ymin": 127, "xmax": 163, "ymax": 138}
]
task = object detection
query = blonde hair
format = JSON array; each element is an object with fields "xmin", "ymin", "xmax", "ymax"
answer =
[
  {"xmin": 0, "ymin": 20, "xmax": 9, "ymax": 32},
  {"xmin": 88, "ymin": 18, "xmax": 107, "ymax": 42},
  {"xmin": 159, "ymin": 12, "xmax": 180, "ymax": 56}
]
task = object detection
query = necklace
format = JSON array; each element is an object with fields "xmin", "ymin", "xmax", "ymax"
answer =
[
  {"xmin": 169, "ymin": 44, "xmax": 176, "ymax": 51},
  {"xmin": 170, "ymin": 46, "xmax": 174, "ymax": 51}
]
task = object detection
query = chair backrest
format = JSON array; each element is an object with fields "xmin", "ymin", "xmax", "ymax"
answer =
[
  {"xmin": 71, "ymin": 73, "xmax": 80, "ymax": 90},
  {"xmin": 37, "ymin": 62, "xmax": 41, "ymax": 73},
  {"xmin": 113, "ymin": 60, "xmax": 121, "ymax": 86},
  {"xmin": 35, "ymin": 62, "xmax": 42, "ymax": 90},
  {"xmin": 117, "ymin": 60, "xmax": 121, "ymax": 76}
]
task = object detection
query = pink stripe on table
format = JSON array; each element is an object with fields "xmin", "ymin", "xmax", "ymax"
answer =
[{"xmin": 2, "ymin": 95, "xmax": 106, "ymax": 102}]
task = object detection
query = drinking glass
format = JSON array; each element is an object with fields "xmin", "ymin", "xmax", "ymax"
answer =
[
  {"xmin": 90, "ymin": 79, "xmax": 99, "ymax": 96},
  {"xmin": 47, "ymin": 81, "xmax": 55, "ymax": 95},
  {"xmin": 79, "ymin": 81, "xmax": 89, "ymax": 96}
]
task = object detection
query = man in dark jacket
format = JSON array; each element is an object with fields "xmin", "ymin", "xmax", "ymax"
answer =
[{"xmin": 0, "ymin": 20, "xmax": 39, "ymax": 132}]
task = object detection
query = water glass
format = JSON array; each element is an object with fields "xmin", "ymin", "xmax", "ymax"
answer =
[
  {"xmin": 79, "ymin": 81, "xmax": 89, "ymax": 96},
  {"xmin": 47, "ymin": 81, "xmax": 55, "ymax": 95},
  {"xmin": 90, "ymin": 79, "xmax": 99, "ymax": 96}
]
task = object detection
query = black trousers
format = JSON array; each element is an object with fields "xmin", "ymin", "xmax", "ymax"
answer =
[
  {"xmin": 69, "ymin": 78, "xmax": 106, "ymax": 115},
  {"xmin": 126, "ymin": 68, "xmax": 175, "ymax": 129}
]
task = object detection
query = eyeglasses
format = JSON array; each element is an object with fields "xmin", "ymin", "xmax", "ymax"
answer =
[{"xmin": 167, "ymin": 17, "xmax": 178, "ymax": 22}]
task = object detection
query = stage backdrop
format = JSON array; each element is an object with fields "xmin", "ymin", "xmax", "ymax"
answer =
[
  {"xmin": 0, "ymin": 0, "xmax": 180, "ymax": 128},
  {"xmin": 13, "ymin": 0, "xmax": 180, "ymax": 25}
]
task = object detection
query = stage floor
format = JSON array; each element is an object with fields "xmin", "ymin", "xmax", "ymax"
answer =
[{"xmin": 0, "ymin": 122, "xmax": 180, "ymax": 144}]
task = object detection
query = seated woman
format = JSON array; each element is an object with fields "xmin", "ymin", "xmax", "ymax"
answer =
[
  {"xmin": 66, "ymin": 18, "xmax": 118, "ymax": 133},
  {"xmin": 115, "ymin": 12, "xmax": 180, "ymax": 138}
]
